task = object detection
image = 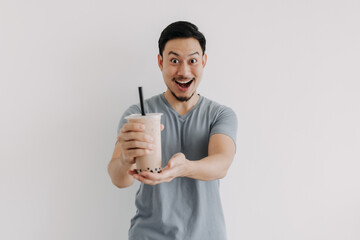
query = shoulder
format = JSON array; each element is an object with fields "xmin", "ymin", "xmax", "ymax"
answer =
[
  {"xmin": 124, "ymin": 103, "xmax": 141, "ymax": 115},
  {"xmin": 124, "ymin": 94, "xmax": 164, "ymax": 114},
  {"xmin": 200, "ymin": 96, "xmax": 237, "ymax": 120},
  {"xmin": 145, "ymin": 94, "xmax": 163, "ymax": 105},
  {"xmin": 144, "ymin": 94, "xmax": 165, "ymax": 113},
  {"xmin": 201, "ymin": 97, "xmax": 238, "ymax": 144}
]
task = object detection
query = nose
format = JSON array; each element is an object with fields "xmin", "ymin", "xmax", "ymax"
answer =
[{"xmin": 177, "ymin": 62, "xmax": 191, "ymax": 78}]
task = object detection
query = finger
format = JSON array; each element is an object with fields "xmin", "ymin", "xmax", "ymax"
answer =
[
  {"xmin": 160, "ymin": 124, "xmax": 165, "ymax": 131},
  {"xmin": 124, "ymin": 148, "xmax": 152, "ymax": 160},
  {"xmin": 118, "ymin": 132, "xmax": 153, "ymax": 143},
  {"xmin": 168, "ymin": 153, "xmax": 185, "ymax": 168},
  {"xmin": 141, "ymin": 169, "xmax": 172, "ymax": 182},
  {"xmin": 122, "ymin": 141, "xmax": 155, "ymax": 151},
  {"xmin": 128, "ymin": 169, "xmax": 138, "ymax": 175},
  {"xmin": 122, "ymin": 156, "xmax": 136, "ymax": 165},
  {"xmin": 133, "ymin": 173, "xmax": 159, "ymax": 185},
  {"xmin": 121, "ymin": 123, "xmax": 145, "ymax": 133},
  {"xmin": 140, "ymin": 171, "xmax": 159, "ymax": 180}
]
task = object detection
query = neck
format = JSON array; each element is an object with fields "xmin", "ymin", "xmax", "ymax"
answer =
[{"xmin": 163, "ymin": 90, "xmax": 200, "ymax": 116}]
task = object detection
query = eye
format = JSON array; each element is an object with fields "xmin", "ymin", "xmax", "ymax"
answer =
[
  {"xmin": 190, "ymin": 59, "xmax": 198, "ymax": 64},
  {"xmin": 171, "ymin": 59, "xmax": 179, "ymax": 64}
]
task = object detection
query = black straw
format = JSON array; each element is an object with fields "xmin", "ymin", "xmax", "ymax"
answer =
[{"xmin": 138, "ymin": 87, "xmax": 146, "ymax": 116}]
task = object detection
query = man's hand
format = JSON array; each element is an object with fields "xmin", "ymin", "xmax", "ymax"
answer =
[
  {"xmin": 117, "ymin": 122, "xmax": 157, "ymax": 166},
  {"xmin": 128, "ymin": 153, "xmax": 190, "ymax": 185},
  {"xmin": 108, "ymin": 123, "xmax": 164, "ymax": 188},
  {"xmin": 128, "ymin": 133, "xmax": 235, "ymax": 185},
  {"xmin": 125, "ymin": 132, "xmax": 234, "ymax": 186}
]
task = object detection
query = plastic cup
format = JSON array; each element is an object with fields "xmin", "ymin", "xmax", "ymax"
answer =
[{"xmin": 125, "ymin": 113, "xmax": 163, "ymax": 173}]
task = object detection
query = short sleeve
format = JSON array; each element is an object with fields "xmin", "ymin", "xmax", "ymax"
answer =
[
  {"xmin": 210, "ymin": 106, "xmax": 238, "ymax": 145},
  {"xmin": 116, "ymin": 104, "xmax": 141, "ymax": 136}
]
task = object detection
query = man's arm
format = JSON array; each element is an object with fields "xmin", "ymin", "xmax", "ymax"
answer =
[
  {"xmin": 129, "ymin": 133, "xmax": 235, "ymax": 185},
  {"xmin": 185, "ymin": 133, "xmax": 235, "ymax": 181},
  {"xmin": 108, "ymin": 122, "xmax": 155, "ymax": 188},
  {"xmin": 108, "ymin": 142, "xmax": 136, "ymax": 188}
]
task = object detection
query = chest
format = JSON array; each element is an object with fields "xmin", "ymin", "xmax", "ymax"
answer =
[{"xmin": 161, "ymin": 112, "xmax": 213, "ymax": 160}]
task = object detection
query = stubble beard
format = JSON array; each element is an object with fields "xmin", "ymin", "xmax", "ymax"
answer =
[{"xmin": 170, "ymin": 89, "xmax": 195, "ymax": 102}]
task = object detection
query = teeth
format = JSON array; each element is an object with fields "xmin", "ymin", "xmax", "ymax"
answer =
[{"xmin": 176, "ymin": 79, "xmax": 192, "ymax": 84}]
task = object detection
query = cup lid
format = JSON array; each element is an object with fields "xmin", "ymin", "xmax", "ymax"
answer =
[{"xmin": 125, "ymin": 113, "xmax": 163, "ymax": 119}]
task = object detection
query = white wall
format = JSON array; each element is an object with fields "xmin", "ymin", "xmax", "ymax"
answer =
[{"xmin": 1, "ymin": 0, "xmax": 359, "ymax": 239}]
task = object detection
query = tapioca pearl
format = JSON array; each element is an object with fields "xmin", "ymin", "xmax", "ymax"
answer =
[
  {"xmin": 155, "ymin": 168, "xmax": 158, "ymax": 171},
  {"xmin": 147, "ymin": 168, "xmax": 150, "ymax": 170},
  {"xmin": 150, "ymin": 170, "xmax": 153, "ymax": 173}
]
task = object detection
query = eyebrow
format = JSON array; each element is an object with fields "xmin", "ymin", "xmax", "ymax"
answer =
[{"xmin": 168, "ymin": 51, "xmax": 200, "ymax": 57}]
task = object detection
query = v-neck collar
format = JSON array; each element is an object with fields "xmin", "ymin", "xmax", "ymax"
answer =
[{"xmin": 160, "ymin": 93, "xmax": 203, "ymax": 120}]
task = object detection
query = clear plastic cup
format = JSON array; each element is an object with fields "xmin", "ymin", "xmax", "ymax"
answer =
[{"xmin": 125, "ymin": 113, "xmax": 163, "ymax": 173}]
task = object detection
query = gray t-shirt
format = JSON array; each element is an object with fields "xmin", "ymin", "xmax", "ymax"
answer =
[{"xmin": 117, "ymin": 94, "xmax": 237, "ymax": 240}]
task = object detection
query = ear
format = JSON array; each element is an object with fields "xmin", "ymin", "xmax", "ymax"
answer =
[
  {"xmin": 157, "ymin": 54, "xmax": 163, "ymax": 71},
  {"xmin": 202, "ymin": 53, "xmax": 207, "ymax": 68}
]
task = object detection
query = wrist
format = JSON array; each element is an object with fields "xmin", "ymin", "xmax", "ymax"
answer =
[
  {"xmin": 183, "ymin": 159, "xmax": 195, "ymax": 178},
  {"xmin": 118, "ymin": 155, "xmax": 134, "ymax": 171}
]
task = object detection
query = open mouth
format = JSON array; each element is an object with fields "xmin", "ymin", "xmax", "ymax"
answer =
[{"xmin": 175, "ymin": 79, "xmax": 194, "ymax": 89}]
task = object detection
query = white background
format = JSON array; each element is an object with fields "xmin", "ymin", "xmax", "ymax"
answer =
[{"xmin": 1, "ymin": 0, "xmax": 359, "ymax": 239}]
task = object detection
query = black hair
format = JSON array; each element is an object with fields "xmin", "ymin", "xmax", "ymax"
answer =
[{"xmin": 158, "ymin": 21, "xmax": 206, "ymax": 56}]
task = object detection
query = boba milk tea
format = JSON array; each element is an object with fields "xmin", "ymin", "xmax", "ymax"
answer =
[{"xmin": 125, "ymin": 113, "xmax": 163, "ymax": 173}]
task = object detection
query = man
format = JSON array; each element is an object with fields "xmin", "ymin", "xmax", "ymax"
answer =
[{"xmin": 108, "ymin": 21, "xmax": 237, "ymax": 240}]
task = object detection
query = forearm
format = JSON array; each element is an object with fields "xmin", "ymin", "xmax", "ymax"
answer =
[
  {"xmin": 184, "ymin": 154, "xmax": 233, "ymax": 181},
  {"xmin": 128, "ymin": 135, "xmax": 235, "ymax": 185},
  {"xmin": 108, "ymin": 156, "xmax": 135, "ymax": 188}
]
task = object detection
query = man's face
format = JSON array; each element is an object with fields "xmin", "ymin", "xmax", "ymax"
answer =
[{"xmin": 158, "ymin": 38, "xmax": 207, "ymax": 102}]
